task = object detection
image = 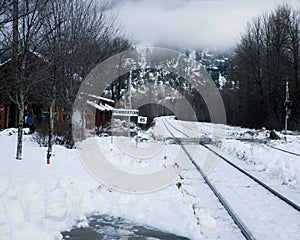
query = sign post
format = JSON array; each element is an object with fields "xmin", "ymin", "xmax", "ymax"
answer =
[
  {"xmin": 284, "ymin": 80, "xmax": 292, "ymax": 133},
  {"xmin": 112, "ymin": 109, "xmax": 139, "ymax": 117},
  {"xmin": 111, "ymin": 108, "xmax": 139, "ymax": 144},
  {"xmin": 136, "ymin": 116, "xmax": 147, "ymax": 147},
  {"xmin": 137, "ymin": 116, "xmax": 147, "ymax": 125}
]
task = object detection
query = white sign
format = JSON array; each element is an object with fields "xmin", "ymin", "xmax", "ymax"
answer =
[
  {"xmin": 113, "ymin": 109, "xmax": 139, "ymax": 117},
  {"xmin": 137, "ymin": 116, "xmax": 147, "ymax": 124}
]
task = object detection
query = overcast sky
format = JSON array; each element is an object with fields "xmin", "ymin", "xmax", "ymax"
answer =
[{"xmin": 110, "ymin": 0, "xmax": 300, "ymax": 50}]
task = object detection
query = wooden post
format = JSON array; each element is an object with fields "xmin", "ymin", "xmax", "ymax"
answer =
[{"xmin": 6, "ymin": 106, "xmax": 10, "ymax": 128}]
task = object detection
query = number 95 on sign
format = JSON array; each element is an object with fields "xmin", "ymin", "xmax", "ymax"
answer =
[{"xmin": 137, "ymin": 116, "xmax": 147, "ymax": 125}]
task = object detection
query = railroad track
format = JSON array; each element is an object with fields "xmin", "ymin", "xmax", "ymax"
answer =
[
  {"xmin": 264, "ymin": 143, "xmax": 300, "ymax": 157},
  {"xmin": 162, "ymin": 118, "xmax": 300, "ymax": 240},
  {"xmin": 179, "ymin": 121, "xmax": 300, "ymax": 157}
]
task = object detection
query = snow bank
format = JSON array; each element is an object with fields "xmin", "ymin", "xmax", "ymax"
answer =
[
  {"xmin": 0, "ymin": 129, "xmax": 96, "ymax": 240},
  {"xmin": 221, "ymin": 137, "xmax": 300, "ymax": 186},
  {"xmin": 0, "ymin": 177, "xmax": 85, "ymax": 240},
  {"xmin": 188, "ymin": 121, "xmax": 300, "ymax": 187},
  {"xmin": 0, "ymin": 128, "xmax": 212, "ymax": 240},
  {"xmin": 2, "ymin": 120, "xmax": 298, "ymax": 240}
]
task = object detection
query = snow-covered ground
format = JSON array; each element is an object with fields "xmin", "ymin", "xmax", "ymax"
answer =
[
  {"xmin": 178, "ymin": 120, "xmax": 300, "ymax": 188},
  {"xmin": 0, "ymin": 118, "xmax": 299, "ymax": 240}
]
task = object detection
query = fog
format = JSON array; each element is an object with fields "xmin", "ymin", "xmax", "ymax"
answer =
[{"xmin": 111, "ymin": 0, "xmax": 300, "ymax": 49}]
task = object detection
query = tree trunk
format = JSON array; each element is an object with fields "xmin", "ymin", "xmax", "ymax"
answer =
[
  {"xmin": 5, "ymin": 106, "xmax": 9, "ymax": 128},
  {"xmin": 13, "ymin": 0, "xmax": 23, "ymax": 160},
  {"xmin": 47, "ymin": 85, "xmax": 56, "ymax": 161},
  {"xmin": 16, "ymin": 92, "xmax": 24, "ymax": 160}
]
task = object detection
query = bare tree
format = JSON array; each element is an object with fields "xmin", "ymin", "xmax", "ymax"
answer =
[
  {"xmin": 232, "ymin": 3, "xmax": 300, "ymax": 129},
  {"xmin": 38, "ymin": 0, "xmax": 130, "ymax": 158},
  {"xmin": 285, "ymin": 6, "xmax": 300, "ymax": 120},
  {"xmin": 0, "ymin": 0, "xmax": 48, "ymax": 159},
  {"xmin": 0, "ymin": 0, "xmax": 130, "ymax": 160}
]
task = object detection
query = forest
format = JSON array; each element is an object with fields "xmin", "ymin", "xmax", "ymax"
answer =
[
  {"xmin": 0, "ymin": 0, "xmax": 130, "ymax": 159},
  {"xmin": 0, "ymin": 1, "xmax": 299, "ymax": 161},
  {"xmin": 229, "ymin": 3, "xmax": 300, "ymax": 130}
]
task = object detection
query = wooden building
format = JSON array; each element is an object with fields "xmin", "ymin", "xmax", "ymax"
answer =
[
  {"xmin": 0, "ymin": 51, "xmax": 48, "ymax": 129},
  {"xmin": 86, "ymin": 95, "xmax": 114, "ymax": 133}
]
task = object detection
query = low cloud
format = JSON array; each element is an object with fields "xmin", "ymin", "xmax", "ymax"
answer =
[{"xmin": 111, "ymin": 0, "xmax": 300, "ymax": 49}]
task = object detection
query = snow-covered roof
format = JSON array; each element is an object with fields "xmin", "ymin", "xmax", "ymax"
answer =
[
  {"xmin": 86, "ymin": 100, "xmax": 114, "ymax": 111},
  {"xmin": 31, "ymin": 50, "xmax": 49, "ymax": 63},
  {"xmin": 87, "ymin": 100, "xmax": 105, "ymax": 111},
  {"xmin": 0, "ymin": 58, "xmax": 12, "ymax": 67},
  {"xmin": 88, "ymin": 94, "xmax": 114, "ymax": 103},
  {"xmin": 0, "ymin": 50, "xmax": 49, "ymax": 67},
  {"xmin": 103, "ymin": 103, "xmax": 114, "ymax": 110}
]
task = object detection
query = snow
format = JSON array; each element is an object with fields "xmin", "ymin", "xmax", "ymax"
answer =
[
  {"xmin": 187, "ymin": 122, "xmax": 300, "ymax": 187},
  {"xmin": 0, "ymin": 58, "xmax": 12, "ymax": 67},
  {"xmin": 87, "ymin": 94, "xmax": 114, "ymax": 103},
  {"xmin": 0, "ymin": 119, "xmax": 299, "ymax": 239},
  {"xmin": 218, "ymin": 73, "xmax": 227, "ymax": 89},
  {"xmin": 0, "ymin": 125, "xmax": 223, "ymax": 240},
  {"xmin": 221, "ymin": 139, "xmax": 300, "ymax": 186},
  {"xmin": 86, "ymin": 100, "xmax": 106, "ymax": 111},
  {"xmin": 86, "ymin": 100, "xmax": 114, "ymax": 111}
]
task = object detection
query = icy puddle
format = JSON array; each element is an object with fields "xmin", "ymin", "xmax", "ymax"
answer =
[{"xmin": 61, "ymin": 214, "xmax": 189, "ymax": 240}]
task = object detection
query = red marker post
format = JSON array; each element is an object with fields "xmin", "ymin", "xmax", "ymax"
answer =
[{"xmin": 46, "ymin": 152, "xmax": 51, "ymax": 164}]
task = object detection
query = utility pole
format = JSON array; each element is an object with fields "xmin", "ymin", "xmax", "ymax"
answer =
[
  {"xmin": 284, "ymin": 79, "xmax": 292, "ymax": 133},
  {"xmin": 127, "ymin": 71, "xmax": 132, "ymax": 137}
]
